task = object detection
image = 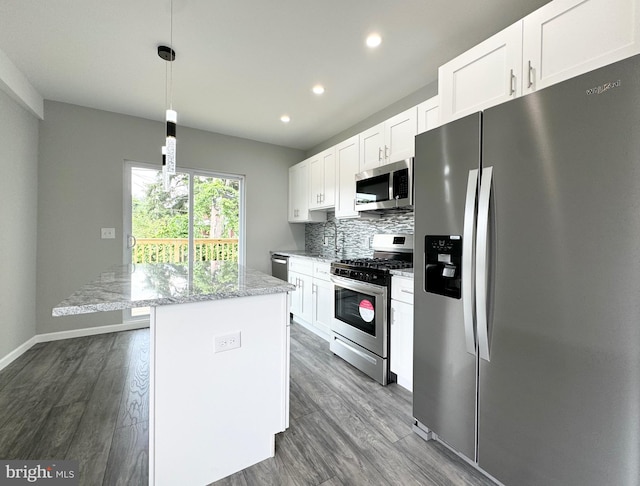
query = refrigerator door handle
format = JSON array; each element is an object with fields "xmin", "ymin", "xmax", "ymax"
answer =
[
  {"xmin": 462, "ymin": 169, "xmax": 479, "ymax": 356},
  {"xmin": 476, "ymin": 166, "xmax": 493, "ymax": 361}
]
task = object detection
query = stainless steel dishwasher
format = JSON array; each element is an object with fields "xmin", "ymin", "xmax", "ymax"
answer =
[{"xmin": 271, "ymin": 254, "xmax": 289, "ymax": 282}]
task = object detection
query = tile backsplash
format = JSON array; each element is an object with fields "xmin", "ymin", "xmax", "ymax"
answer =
[{"xmin": 305, "ymin": 211, "xmax": 414, "ymax": 259}]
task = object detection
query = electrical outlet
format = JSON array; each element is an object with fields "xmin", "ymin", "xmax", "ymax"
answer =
[
  {"xmin": 101, "ymin": 227, "xmax": 116, "ymax": 239},
  {"xmin": 214, "ymin": 331, "xmax": 241, "ymax": 353},
  {"xmin": 362, "ymin": 236, "xmax": 369, "ymax": 248}
]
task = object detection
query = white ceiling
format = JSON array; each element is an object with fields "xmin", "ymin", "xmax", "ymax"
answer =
[{"xmin": 0, "ymin": 0, "xmax": 550, "ymax": 151}]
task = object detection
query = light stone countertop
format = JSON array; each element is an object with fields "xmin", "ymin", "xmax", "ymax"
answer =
[
  {"xmin": 270, "ymin": 250, "xmax": 337, "ymax": 263},
  {"xmin": 390, "ymin": 268, "xmax": 414, "ymax": 278},
  {"xmin": 52, "ymin": 262, "xmax": 295, "ymax": 316}
]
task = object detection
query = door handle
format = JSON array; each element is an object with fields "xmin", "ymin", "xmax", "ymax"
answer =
[
  {"xmin": 462, "ymin": 169, "xmax": 479, "ymax": 356},
  {"xmin": 509, "ymin": 69, "xmax": 516, "ymax": 96},
  {"xmin": 127, "ymin": 234, "xmax": 137, "ymax": 249},
  {"xmin": 476, "ymin": 166, "xmax": 493, "ymax": 361}
]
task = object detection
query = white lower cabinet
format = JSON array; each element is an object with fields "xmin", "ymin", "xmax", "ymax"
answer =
[
  {"xmin": 289, "ymin": 258, "xmax": 332, "ymax": 341},
  {"xmin": 312, "ymin": 274, "xmax": 333, "ymax": 336},
  {"xmin": 390, "ymin": 275, "xmax": 414, "ymax": 392}
]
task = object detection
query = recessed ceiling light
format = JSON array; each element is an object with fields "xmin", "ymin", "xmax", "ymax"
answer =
[
  {"xmin": 312, "ymin": 85, "xmax": 325, "ymax": 95},
  {"xmin": 366, "ymin": 33, "xmax": 382, "ymax": 48},
  {"xmin": 280, "ymin": 115, "xmax": 291, "ymax": 123}
]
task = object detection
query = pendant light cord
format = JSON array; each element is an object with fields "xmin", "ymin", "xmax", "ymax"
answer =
[{"xmin": 169, "ymin": 0, "xmax": 173, "ymax": 111}]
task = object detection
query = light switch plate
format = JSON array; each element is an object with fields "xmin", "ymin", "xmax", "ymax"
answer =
[{"xmin": 101, "ymin": 228, "xmax": 116, "ymax": 239}]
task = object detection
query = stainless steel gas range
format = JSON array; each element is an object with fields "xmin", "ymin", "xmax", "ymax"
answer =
[{"xmin": 329, "ymin": 234, "xmax": 413, "ymax": 385}]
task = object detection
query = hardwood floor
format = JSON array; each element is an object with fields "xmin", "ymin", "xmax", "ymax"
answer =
[{"xmin": 0, "ymin": 324, "xmax": 495, "ymax": 486}]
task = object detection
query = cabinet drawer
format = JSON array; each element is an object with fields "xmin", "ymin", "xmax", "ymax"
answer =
[
  {"xmin": 391, "ymin": 276, "xmax": 414, "ymax": 304},
  {"xmin": 313, "ymin": 262, "xmax": 332, "ymax": 281},
  {"xmin": 289, "ymin": 257, "xmax": 314, "ymax": 276}
]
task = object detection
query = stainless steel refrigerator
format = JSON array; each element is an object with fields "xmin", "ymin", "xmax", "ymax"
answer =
[{"xmin": 413, "ymin": 54, "xmax": 640, "ymax": 486}]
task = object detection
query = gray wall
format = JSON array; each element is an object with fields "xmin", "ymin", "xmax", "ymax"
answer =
[
  {"xmin": 37, "ymin": 101, "xmax": 304, "ymax": 334},
  {"xmin": 0, "ymin": 89, "xmax": 39, "ymax": 358},
  {"xmin": 305, "ymin": 80, "xmax": 438, "ymax": 157}
]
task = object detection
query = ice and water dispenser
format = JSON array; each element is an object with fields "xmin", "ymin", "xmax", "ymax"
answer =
[{"xmin": 425, "ymin": 235, "xmax": 462, "ymax": 299}]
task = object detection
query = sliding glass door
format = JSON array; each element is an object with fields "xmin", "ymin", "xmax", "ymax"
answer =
[{"xmin": 124, "ymin": 161, "xmax": 245, "ymax": 319}]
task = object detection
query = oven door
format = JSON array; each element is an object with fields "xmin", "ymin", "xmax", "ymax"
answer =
[{"xmin": 330, "ymin": 275, "xmax": 388, "ymax": 358}]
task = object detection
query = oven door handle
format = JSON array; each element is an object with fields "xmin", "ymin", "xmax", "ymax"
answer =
[{"xmin": 330, "ymin": 275, "xmax": 387, "ymax": 296}]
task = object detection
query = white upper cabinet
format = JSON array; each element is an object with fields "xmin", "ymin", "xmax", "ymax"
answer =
[
  {"xmin": 309, "ymin": 147, "xmax": 336, "ymax": 210},
  {"xmin": 384, "ymin": 107, "xmax": 418, "ymax": 162},
  {"xmin": 288, "ymin": 160, "xmax": 325, "ymax": 223},
  {"xmin": 359, "ymin": 123, "xmax": 385, "ymax": 172},
  {"xmin": 439, "ymin": 0, "xmax": 640, "ymax": 124},
  {"xmin": 439, "ymin": 22, "xmax": 523, "ymax": 124},
  {"xmin": 522, "ymin": 0, "xmax": 640, "ymax": 94},
  {"xmin": 359, "ymin": 107, "xmax": 417, "ymax": 172},
  {"xmin": 335, "ymin": 136, "xmax": 360, "ymax": 219},
  {"xmin": 417, "ymin": 96, "xmax": 441, "ymax": 134}
]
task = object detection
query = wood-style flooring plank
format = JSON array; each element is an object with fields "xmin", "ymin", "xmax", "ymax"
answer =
[
  {"xmin": 293, "ymin": 411, "xmax": 391, "ymax": 486},
  {"xmin": 64, "ymin": 362, "xmax": 128, "ymax": 486},
  {"xmin": 275, "ymin": 420, "xmax": 335, "ymax": 485},
  {"xmin": 393, "ymin": 433, "xmax": 497, "ymax": 486},
  {"xmin": 24, "ymin": 402, "xmax": 86, "ymax": 460},
  {"xmin": 0, "ymin": 343, "xmax": 46, "ymax": 393},
  {"xmin": 208, "ymin": 471, "xmax": 248, "ymax": 486},
  {"xmin": 115, "ymin": 330, "xmax": 150, "ymax": 428},
  {"xmin": 102, "ymin": 421, "xmax": 149, "ymax": 486},
  {"xmin": 55, "ymin": 333, "xmax": 117, "ymax": 407}
]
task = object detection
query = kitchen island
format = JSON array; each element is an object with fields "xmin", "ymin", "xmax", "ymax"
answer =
[{"xmin": 53, "ymin": 262, "xmax": 295, "ymax": 486}]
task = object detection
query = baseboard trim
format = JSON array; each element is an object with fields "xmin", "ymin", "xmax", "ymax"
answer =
[
  {"xmin": 36, "ymin": 320, "xmax": 150, "ymax": 344},
  {"xmin": 0, "ymin": 336, "xmax": 39, "ymax": 373},
  {"xmin": 0, "ymin": 320, "xmax": 150, "ymax": 373}
]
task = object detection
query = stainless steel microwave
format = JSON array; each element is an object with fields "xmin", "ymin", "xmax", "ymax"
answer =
[{"xmin": 355, "ymin": 158, "xmax": 413, "ymax": 211}]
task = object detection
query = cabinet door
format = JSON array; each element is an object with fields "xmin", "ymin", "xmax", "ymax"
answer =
[
  {"xmin": 335, "ymin": 136, "xmax": 360, "ymax": 218},
  {"xmin": 313, "ymin": 278, "xmax": 333, "ymax": 337},
  {"xmin": 359, "ymin": 123, "xmax": 384, "ymax": 172},
  {"xmin": 523, "ymin": 0, "xmax": 640, "ymax": 94},
  {"xmin": 439, "ymin": 21, "xmax": 523, "ymax": 124},
  {"xmin": 308, "ymin": 155, "xmax": 324, "ymax": 210},
  {"xmin": 390, "ymin": 299, "xmax": 413, "ymax": 392},
  {"xmin": 298, "ymin": 272, "xmax": 314, "ymax": 324},
  {"xmin": 321, "ymin": 149, "xmax": 336, "ymax": 208},
  {"xmin": 288, "ymin": 161, "xmax": 326, "ymax": 223},
  {"xmin": 417, "ymin": 96, "xmax": 441, "ymax": 134},
  {"xmin": 384, "ymin": 107, "xmax": 417, "ymax": 161},
  {"xmin": 288, "ymin": 271, "xmax": 302, "ymax": 316}
]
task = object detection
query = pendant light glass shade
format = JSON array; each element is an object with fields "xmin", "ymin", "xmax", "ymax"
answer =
[{"xmin": 165, "ymin": 109, "xmax": 177, "ymax": 175}]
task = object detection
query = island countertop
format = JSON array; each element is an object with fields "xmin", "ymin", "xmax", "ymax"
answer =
[{"xmin": 52, "ymin": 262, "xmax": 295, "ymax": 316}]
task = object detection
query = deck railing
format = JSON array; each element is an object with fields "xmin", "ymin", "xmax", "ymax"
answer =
[{"xmin": 133, "ymin": 238, "xmax": 239, "ymax": 263}]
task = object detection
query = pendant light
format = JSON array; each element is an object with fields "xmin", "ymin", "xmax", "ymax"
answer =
[{"xmin": 158, "ymin": 0, "xmax": 177, "ymax": 188}]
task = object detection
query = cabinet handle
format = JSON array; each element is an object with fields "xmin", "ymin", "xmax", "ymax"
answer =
[
  {"xmin": 378, "ymin": 147, "xmax": 383, "ymax": 162},
  {"xmin": 509, "ymin": 69, "xmax": 516, "ymax": 96},
  {"xmin": 385, "ymin": 145, "xmax": 389, "ymax": 160},
  {"xmin": 527, "ymin": 60, "xmax": 533, "ymax": 89},
  {"xmin": 400, "ymin": 289, "xmax": 414, "ymax": 294}
]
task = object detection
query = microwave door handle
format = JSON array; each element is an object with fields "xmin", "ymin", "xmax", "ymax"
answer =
[{"xmin": 388, "ymin": 171, "xmax": 394, "ymax": 202}]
